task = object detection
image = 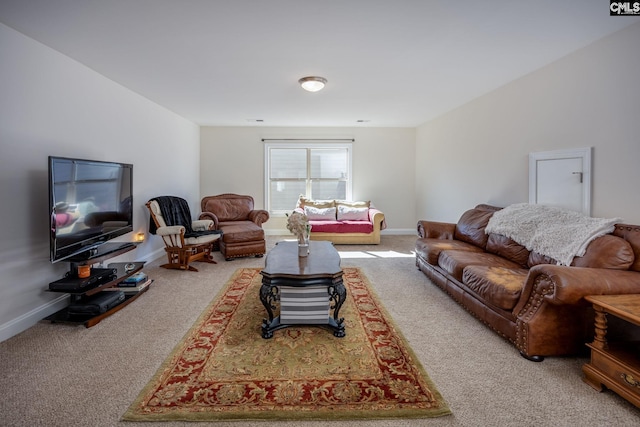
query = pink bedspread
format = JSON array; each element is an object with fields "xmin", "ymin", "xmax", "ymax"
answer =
[{"xmin": 309, "ymin": 220, "xmax": 374, "ymax": 233}]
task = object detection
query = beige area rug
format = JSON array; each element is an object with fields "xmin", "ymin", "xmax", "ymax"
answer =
[{"xmin": 122, "ymin": 267, "xmax": 451, "ymax": 422}]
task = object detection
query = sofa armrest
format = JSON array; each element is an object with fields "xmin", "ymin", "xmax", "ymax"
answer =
[
  {"xmin": 198, "ymin": 212, "xmax": 220, "ymax": 229},
  {"xmin": 369, "ymin": 209, "xmax": 386, "ymax": 230},
  {"xmin": 417, "ymin": 220, "xmax": 456, "ymax": 239},
  {"xmin": 516, "ymin": 264, "xmax": 640, "ymax": 313},
  {"xmin": 248, "ymin": 209, "xmax": 270, "ymax": 226},
  {"xmin": 511, "ymin": 264, "xmax": 640, "ymax": 359}
]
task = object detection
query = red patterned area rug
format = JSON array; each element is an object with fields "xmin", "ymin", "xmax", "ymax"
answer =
[{"xmin": 122, "ymin": 267, "xmax": 451, "ymax": 421}]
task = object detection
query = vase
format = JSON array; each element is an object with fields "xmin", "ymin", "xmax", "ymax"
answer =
[
  {"xmin": 297, "ymin": 242, "xmax": 309, "ymax": 257},
  {"xmin": 297, "ymin": 227, "xmax": 310, "ymax": 257},
  {"xmin": 297, "ymin": 235, "xmax": 309, "ymax": 257}
]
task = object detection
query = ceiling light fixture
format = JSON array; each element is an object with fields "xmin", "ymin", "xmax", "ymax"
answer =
[{"xmin": 298, "ymin": 76, "xmax": 327, "ymax": 92}]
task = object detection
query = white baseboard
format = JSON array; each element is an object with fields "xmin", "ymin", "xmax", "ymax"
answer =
[
  {"xmin": 0, "ymin": 294, "xmax": 69, "ymax": 343},
  {"xmin": 381, "ymin": 228, "xmax": 416, "ymax": 235},
  {"xmin": 139, "ymin": 247, "xmax": 166, "ymax": 263}
]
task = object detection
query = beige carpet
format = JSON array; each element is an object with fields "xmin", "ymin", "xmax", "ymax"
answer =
[
  {"xmin": 122, "ymin": 267, "xmax": 450, "ymax": 421},
  {"xmin": 0, "ymin": 235, "xmax": 638, "ymax": 426}
]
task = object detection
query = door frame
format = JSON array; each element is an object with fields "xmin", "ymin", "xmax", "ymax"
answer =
[{"xmin": 528, "ymin": 147, "xmax": 592, "ymax": 216}]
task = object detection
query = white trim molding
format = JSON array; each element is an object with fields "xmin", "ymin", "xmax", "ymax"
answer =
[{"xmin": 0, "ymin": 294, "xmax": 69, "ymax": 343}]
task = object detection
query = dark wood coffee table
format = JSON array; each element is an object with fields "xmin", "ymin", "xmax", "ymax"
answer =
[{"xmin": 260, "ymin": 240, "xmax": 346, "ymax": 339}]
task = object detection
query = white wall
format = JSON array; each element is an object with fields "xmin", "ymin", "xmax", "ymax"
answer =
[
  {"xmin": 416, "ymin": 22, "xmax": 640, "ymax": 225},
  {"xmin": 0, "ymin": 23, "xmax": 200, "ymax": 341},
  {"xmin": 200, "ymin": 126, "xmax": 416, "ymax": 233}
]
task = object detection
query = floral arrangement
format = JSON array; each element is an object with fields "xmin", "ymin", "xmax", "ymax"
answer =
[{"xmin": 286, "ymin": 211, "xmax": 311, "ymax": 244}]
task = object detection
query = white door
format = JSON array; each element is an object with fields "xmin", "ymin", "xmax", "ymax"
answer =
[{"xmin": 529, "ymin": 147, "xmax": 592, "ymax": 215}]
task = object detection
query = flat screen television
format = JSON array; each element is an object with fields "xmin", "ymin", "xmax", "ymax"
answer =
[{"xmin": 49, "ymin": 156, "xmax": 133, "ymax": 263}]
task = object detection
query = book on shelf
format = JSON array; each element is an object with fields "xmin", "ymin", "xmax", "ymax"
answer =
[
  {"xmin": 119, "ymin": 271, "xmax": 148, "ymax": 286},
  {"xmin": 103, "ymin": 279, "xmax": 152, "ymax": 295}
]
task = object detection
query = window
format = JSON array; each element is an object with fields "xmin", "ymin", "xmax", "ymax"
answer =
[{"xmin": 265, "ymin": 142, "xmax": 352, "ymax": 214}]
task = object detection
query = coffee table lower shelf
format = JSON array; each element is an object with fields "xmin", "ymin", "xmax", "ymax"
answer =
[{"xmin": 261, "ymin": 315, "xmax": 345, "ymax": 339}]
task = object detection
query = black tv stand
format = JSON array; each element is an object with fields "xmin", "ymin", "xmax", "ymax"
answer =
[
  {"xmin": 68, "ymin": 242, "xmax": 138, "ymax": 264},
  {"xmin": 47, "ymin": 243, "xmax": 151, "ymax": 327}
]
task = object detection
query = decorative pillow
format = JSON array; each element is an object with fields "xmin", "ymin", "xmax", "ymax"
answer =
[
  {"xmin": 336, "ymin": 200, "xmax": 370, "ymax": 209},
  {"xmin": 304, "ymin": 206, "xmax": 337, "ymax": 220},
  {"xmin": 298, "ymin": 196, "xmax": 335, "ymax": 209},
  {"xmin": 337, "ymin": 205, "xmax": 369, "ymax": 221}
]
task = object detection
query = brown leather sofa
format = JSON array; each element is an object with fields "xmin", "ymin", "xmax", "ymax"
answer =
[
  {"xmin": 199, "ymin": 194, "xmax": 269, "ymax": 260},
  {"xmin": 415, "ymin": 204, "xmax": 640, "ymax": 361}
]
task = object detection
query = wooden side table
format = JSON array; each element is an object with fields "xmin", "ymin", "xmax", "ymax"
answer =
[{"xmin": 582, "ymin": 294, "xmax": 640, "ymax": 408}]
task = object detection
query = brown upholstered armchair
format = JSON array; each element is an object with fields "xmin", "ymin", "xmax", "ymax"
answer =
[{"xmin": 199, "ymin": 194, "xmax": 269, "ymax": 260}]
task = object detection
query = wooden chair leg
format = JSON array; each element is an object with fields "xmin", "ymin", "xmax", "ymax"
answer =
[
  {"xmin": 160, "ymin": 243, "xmax": 217, "ymax": 272},
  {"xmin": 202, "ymin": 243, "xmax": 217, "ymax": 264}
]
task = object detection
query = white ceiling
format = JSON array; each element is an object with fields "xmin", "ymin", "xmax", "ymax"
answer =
[{"xmin": 1, "ymin": 1, "xmax": 638, "ymax": 127}]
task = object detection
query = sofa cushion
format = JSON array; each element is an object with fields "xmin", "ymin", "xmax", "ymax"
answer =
[
  {"xmin": 454, "ymin": 208, "xmax": 495, "ymax": 249},
  {"xmin": 415, "ymin": 238, "xmax": 483, "ymax": 265},
  {"xmin": 612, "ymin": 224, "xmax": 640, "ymax": 272},
  {"xmin": 309, "ymin": 220, "xmax": 373, "ymax": 233},
  {"xmin": 218, "ymin": 221, "xmax": 264, "ymax": 244},
  {"xmin": 304, "ymin": 206, "xmax": 337, "ymax": 220},
  {"xmin": 486, "ymin": 233, "xmax": 530, "ymax": 268},
  {"xmin": 462, "ymin": 266, "xmax": 528, "ymax": 311},
  {"xmin": 438, "ymin": 250, "xmax": 522, "ymax": 282},
  {"xmin": 337, "ymin": 205, "xmax": 369, "ymax": 221},
  {"xmin": 571, "ymin": 234, "xmax": 634, "ymax": 270},
  {"xmin": 527, "ymin": 251, "xmax": 558, "ymax": 267}
]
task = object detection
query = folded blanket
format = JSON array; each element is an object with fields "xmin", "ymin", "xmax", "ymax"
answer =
[
  {"xmin": 485, "ymin": 203, "xmax": 621, "ymax": 266},
  {"xmin": 150, "ymin": 196, "xmax": 192, "ymax": 234}
]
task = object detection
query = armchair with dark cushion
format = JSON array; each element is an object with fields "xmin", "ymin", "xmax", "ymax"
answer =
[{"xmin": 199, "ymin": 194, "xmax": 269, "ymax": 260}]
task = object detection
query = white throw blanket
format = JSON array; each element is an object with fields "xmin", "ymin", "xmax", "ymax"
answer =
[{"xmin": 485, "ymin": 203, "xmax": 622, "ymax": 266}]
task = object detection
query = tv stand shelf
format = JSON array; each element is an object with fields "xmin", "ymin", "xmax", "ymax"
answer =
[
  {"xmin": 47, "ymin": 244, "xmax": 151, "ymax": 328},
  {"xmin": 47, "ymin": 286, "xmax": 150, "ymax": 328}
]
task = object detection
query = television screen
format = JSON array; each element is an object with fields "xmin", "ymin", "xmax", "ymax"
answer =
[{"xmin": 49, "ymin": 156, "xmax": 133, "ymax": 263}]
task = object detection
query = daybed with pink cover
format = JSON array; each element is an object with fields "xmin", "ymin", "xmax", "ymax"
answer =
[{"xmin": 293, "ymin": 197, "xmax": 386, "ymax": 244}]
